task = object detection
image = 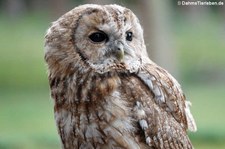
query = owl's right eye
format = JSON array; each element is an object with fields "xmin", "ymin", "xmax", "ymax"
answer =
[{"xmin": 89, "ymin": 32, "xmax": 108, "ymax": 43}]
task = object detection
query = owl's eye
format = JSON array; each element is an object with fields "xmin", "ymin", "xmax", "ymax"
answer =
[
  {"xmin": 126, "ymin": 32, "xmax": 133, "ymax": 41},
  {"xmin": 89, "ymin": 32, "xmax": 108, "ymax": 43}
]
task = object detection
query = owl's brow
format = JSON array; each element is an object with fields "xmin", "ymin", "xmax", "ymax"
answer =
[{"xmin": 105, "ymin": 7, "xmax": 125, "ymax": 31}]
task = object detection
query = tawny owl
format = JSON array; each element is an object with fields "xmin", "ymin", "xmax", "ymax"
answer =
[{"xmin": 44, "ymin": 4, "xmax": 197, "ymax": 149}]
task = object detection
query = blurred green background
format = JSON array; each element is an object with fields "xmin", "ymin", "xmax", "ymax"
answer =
[{"xmin": 0, "ymin": 0, "xmax": 225, "ymax": 149}]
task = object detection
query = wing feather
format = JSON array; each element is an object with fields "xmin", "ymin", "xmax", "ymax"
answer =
[{"xmin": 137, "ymin": 62, "xmax": 197, "ymax": 132}]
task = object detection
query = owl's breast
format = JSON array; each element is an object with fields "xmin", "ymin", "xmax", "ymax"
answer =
[
  {"xmin": 91, "ymin": 74, "xmax": 120, "ymax": 100},
  {"xmin": 52, "ymin": 71, "xmax": 154, "ymax": 149}
]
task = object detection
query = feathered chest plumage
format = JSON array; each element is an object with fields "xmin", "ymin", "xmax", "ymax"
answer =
[
  {"xmin": 50, "ymin": 71, "xmax": 138, "ymax": 148},
  {"xmin": 49, "ymin": 68, "xmax": 195, "ymax": 149}
]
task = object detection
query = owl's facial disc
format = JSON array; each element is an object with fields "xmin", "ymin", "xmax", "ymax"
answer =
[{"xmin": 72, "ymin": 5, "xmax": 145, "ymax": 73}]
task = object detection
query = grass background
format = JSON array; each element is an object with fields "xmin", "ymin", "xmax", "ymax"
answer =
[{"xmin": 0, "ymin": 12, "xmax": 225, "ymax": 149}]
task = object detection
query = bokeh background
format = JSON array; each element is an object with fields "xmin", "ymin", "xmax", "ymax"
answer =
[{"xmin": 0, "ymin": 0, "xmax": 225, "ymax": 148}]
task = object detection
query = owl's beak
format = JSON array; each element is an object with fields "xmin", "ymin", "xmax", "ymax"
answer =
[
  {"xmin": 113, "ymin": 41, "xmax": 124, "ymax": 62},
  {"xmin": 115, "ymin": 45, "xmax": 124, "ymax": 62},
  {"xmin": 113, "ymin": 40, "xmax": 135, "ymax": 62}
]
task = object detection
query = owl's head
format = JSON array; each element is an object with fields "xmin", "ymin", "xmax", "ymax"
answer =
[{"xmin": 45, "ymin": 4, "xmax": 148, "ymax": 75}]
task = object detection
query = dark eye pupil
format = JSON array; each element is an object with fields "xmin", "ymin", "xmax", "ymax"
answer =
[
  {"xmin": 89, "ymin": 32, "xmax": 107, "ymax": 43},
  {"xmin": 126, "ymin": 32, "xmax": 133, "ymax": 41}
]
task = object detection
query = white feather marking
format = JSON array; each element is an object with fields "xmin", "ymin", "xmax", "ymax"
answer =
[
  {"xmin": 153, "ymin": 86, "xmax": 166, "ymax": 103},
  {"xmin": 139, "ymin": 119, "xmax": 148, "ymax": 130},
  {"xmin": 136, "ymin": 109, "xmax": 146, "ymax": 118},
  {"xmin": 136, "ymin": 101, "xmax": 141, "ymax": 107},
  {"xmin": 138, "ymin": 72, "xmax": 166, "ymax": 103},
  {"xmin": 134, "ymin": 101, "xmax": 146, "ymax": 119},
  {"xmin": 145, "ymin": 79, "xmax": 154, "ymax": 90},
  {"xmin": 153, "ymin": 86, "xmax": 161, "ymax": 97},
  {"xmin": 146, "ymin": 137, "xmax": 152, "ymax": 146},
  {"xmin": 137, "ymin": 73, "xmax": 151, "ymax": 86},
  {"xmin": 185, "ymin": 101, "xmax": 197, "ymax": 132}
]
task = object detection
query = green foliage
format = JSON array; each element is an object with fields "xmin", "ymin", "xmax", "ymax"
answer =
[
  {"xmin": 174, "ymin": 13, "xmax": 225, "ymax": 85},
  {"xmin": 0, "ymin": 89, "xmax": 60, "ymax": 149},
  {"xmin": 0, "ymin": 14, "xmax": 50, "ymax": 89},
  {"xmin": 186, "ymin": 85, "xmax": 225, "ymax": 148}
]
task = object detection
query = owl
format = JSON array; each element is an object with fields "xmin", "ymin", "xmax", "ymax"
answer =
[{"xmin": 44, "ymin": 4, "xmax": 197, "ymax": 149}]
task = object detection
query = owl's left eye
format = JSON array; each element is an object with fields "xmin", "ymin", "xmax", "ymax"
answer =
[
  {"xmin": 89, "ymin": 32, "xmax": 108, "ymax": 43},
  {"xmin": 126, "ymin": 32, "xmax": 133, "ymax": 41}
]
